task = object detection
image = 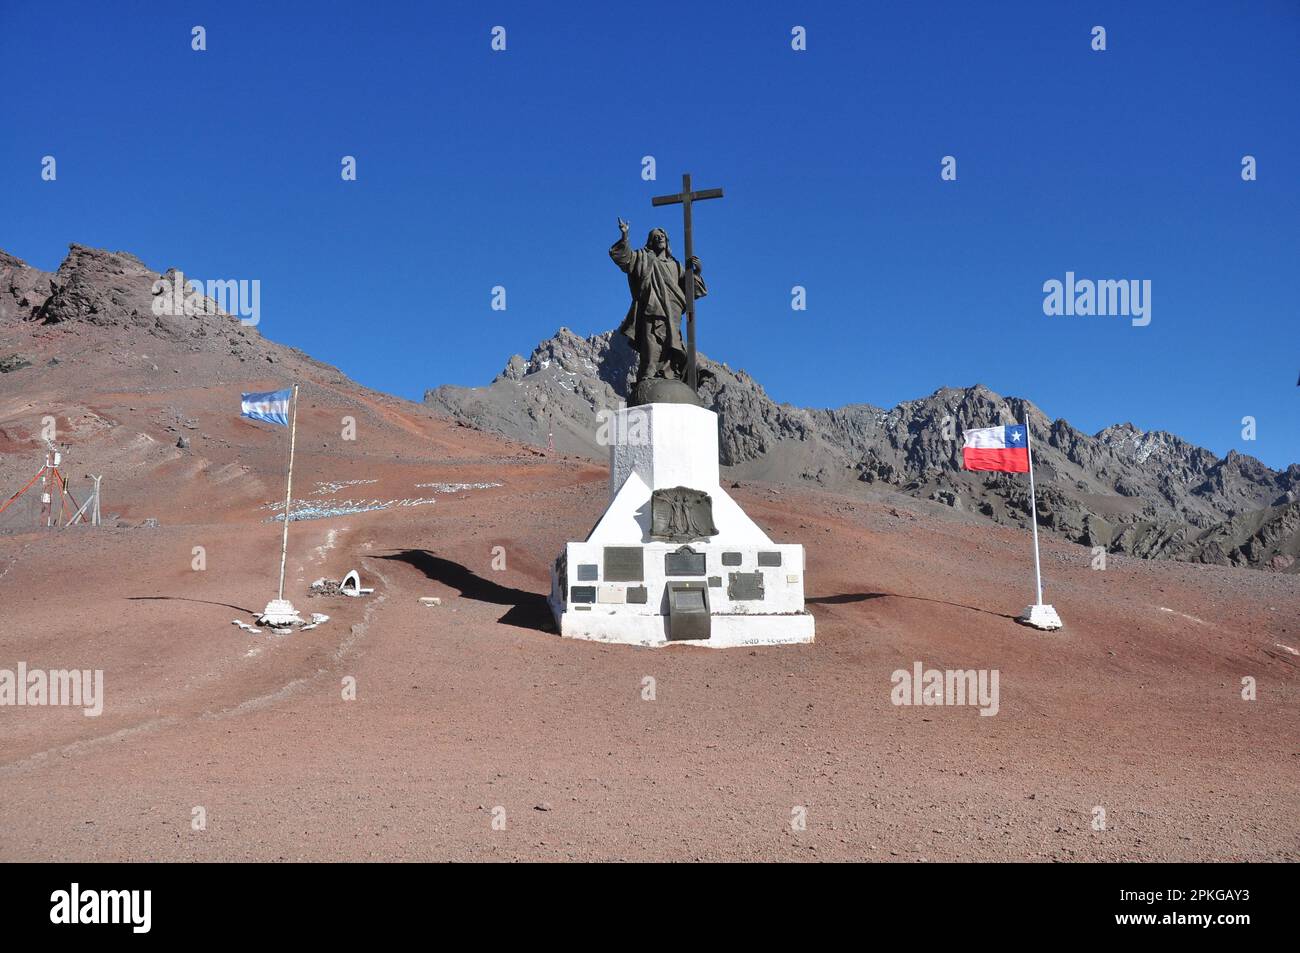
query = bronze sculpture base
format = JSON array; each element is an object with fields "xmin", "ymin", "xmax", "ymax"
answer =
[{"xmin": 629, "ymin": 378, "xmax": 704, "ymax": 408}]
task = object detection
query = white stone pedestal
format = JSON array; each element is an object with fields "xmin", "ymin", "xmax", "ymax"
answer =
[
  {"xmin": 259, "ymin": 598, "xmax": 303, "ymax": 627},
  {"xmin": 548, "ymin": 402, "xmax": 815, "ymax": 648},
  {"xmin": 1019, "ymin": 604, "xmax": 1063, "ymax": 630}
]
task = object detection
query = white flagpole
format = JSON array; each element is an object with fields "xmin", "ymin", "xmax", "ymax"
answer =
[
  {"xmin": 1025, "ymin": 415, "xmax": 1044, "ymax": 606},
  {"xmin": 276, "ymin": 384, "xmax": 299, "ymax": 602}
]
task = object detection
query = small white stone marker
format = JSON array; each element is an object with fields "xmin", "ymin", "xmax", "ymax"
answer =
[
  {"xmin": 419, "ymin": 597, "xmax": 442, "ymax": 606},
  {"xmin": 340, "ymin": 569, "xmax": 375, "ymax": 597}
]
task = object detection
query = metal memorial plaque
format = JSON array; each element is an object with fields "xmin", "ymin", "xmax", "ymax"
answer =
[
  {"xmin": 666, "ymin": 582, "xmax": 711, "ymax": 641},
  {"xmin": 727, "ymin": 571, "xmax": 765, "ymax": 601},
  {"xmin": 627, "ymin": 586, "xmax": 648, "ymax": 604},
  {"xmin": 576, "ymin": 563, "xmax": 599, "ymax": 581},
  {"xmin": 664, "ymin": 545, "xmax": 706, "ymax": 577},
  {"xmin": 650, "ymin": 486, "xmax": 718, "ymax": 543},
  {"xmin": 757, "ymin": 551, "xmax": 782, "ymax": 567},
  {"xmin": 603, "ymin": 546, "xmax": 644, "ymax": 582},
  {"xmin": 708, "ymin": 576, "xmax": 722, "ymax": 587},
  {"xmin": 721, "ymin": 552, "xmax": 742, "ymax": 566},
  {"xmin": 570, "ymin": 586, "xmax": 596, "ymax": 604}
]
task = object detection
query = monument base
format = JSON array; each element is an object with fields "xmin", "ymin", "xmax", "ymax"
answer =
[
  {"xmin": 548, "ymin": 401, "xmax": 815, "ymax": 649},
  {"xmin": 628, "ymin": 377, "xmax": 704, "ymax": 408},
  {"xmin": 553, "ymin": 605, "xmax": 815, "ymax": 648}
]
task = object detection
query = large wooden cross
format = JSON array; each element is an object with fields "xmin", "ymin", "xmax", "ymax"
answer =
[{"xmin": 652, "ymin": 172, "xmax": 723, "ymax": 391}]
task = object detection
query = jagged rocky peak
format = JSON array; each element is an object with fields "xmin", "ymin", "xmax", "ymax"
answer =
[
  {"xmin": 0, "ymin": 242, "xmax": 260, "ymax": 345},
  {"xmin": 496, "ymin": 327, "xmax": 639, "ymax": 400},
  {"xmin": 0, "ymin": 248, "xmax": 55, "ymax": 324},
  {"xmin": 64, "ymin": 243, "xmax": 153, "ymax": 275},
  {"xmin": 34, "ymin": 244, "xmax": 159, "ymax": 327},
  {"xmin": 0, "ymin": 240, "xmax": 287, "ymax": 386}
]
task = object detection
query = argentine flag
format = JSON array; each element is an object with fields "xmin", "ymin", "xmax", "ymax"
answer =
[
  {"xmin": 241, "ymin": 389, "xmax": 292, "ymax": 426},
  {"xmin": 962, "ymin": 424, "xmax": 1030, "ymax": 473}
]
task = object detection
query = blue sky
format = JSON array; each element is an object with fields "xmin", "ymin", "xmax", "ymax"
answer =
[{"xmin": 2, "ymin": 1, "xmax": 1297, "ymax": 468}]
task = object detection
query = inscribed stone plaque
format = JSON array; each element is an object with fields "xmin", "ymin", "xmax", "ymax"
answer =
[
  {"xmin": 721, "ymin": 552, "xmax": 742, "ymax": 566},
  {"xmin": 757, "ymin": 551, "xmax": 783, "ymax": 567},
  {"xmin": 603, "ymin": 546, "xmax": 644, "ymax": 582},
  {"xmin": 664, "ymin": 545, "xmax": 706, "ymax": 576},
  {"xmin": 708, "ymin": 576, "xmax": 722, "ymax": 587},
  {"xmin": 727, "ymin": 571, "xmax": 765, "ymax": 601},
  {"xmin": 597, "ymin": 586, "xmax": 626, "ymax": 604},
  {"xmin": 570, "ymin": 585, "xmax": 596, "ymax": 604},
  {"xmin": 627, "ymin": 586, "xmax": 648, "ymax": 604},
  {"xmin": 576, "ymin": 563, "xmax": 599, "ymax": 581}
]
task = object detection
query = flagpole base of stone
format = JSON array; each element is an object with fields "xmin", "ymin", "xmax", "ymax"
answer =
[
  {"xmin": 260, "ymin": 598, "xmax": 304, "ymax": 627},
  {"xmin": 1018, "ymin": 603, "xmax": 1063, "ymax": 631}
]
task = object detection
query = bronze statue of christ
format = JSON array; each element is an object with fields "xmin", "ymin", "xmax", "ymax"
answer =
[{"xmin": 609, "ymin": 218, "xmax": 706, "ymax": 384}]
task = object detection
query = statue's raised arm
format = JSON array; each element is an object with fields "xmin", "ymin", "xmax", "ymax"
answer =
[{"xmin": 610, "ymin": 218, "xmax": 633, "ymax": 273}]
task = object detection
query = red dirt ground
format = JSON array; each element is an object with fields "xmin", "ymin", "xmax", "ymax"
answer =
[{"xmin": 0, "ymin": 325, "xmax": 1296, "ymax": 861}]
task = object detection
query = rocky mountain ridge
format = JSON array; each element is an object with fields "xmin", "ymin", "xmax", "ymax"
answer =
[
  {"xmin": 426, "ymin": 327, "xmax": 1300, "ymax": 572},
  {"xmin": 5, "ymin": 246, "xmax": 1295, "ymax": 572},
  {"xmin": 0, "ymin": 243, "xmax": 350, "ymax": 380}
]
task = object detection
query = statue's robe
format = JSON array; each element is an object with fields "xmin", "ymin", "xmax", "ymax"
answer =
[{"xmin": 610, "ymin": 235, "xmax": 707, "ymax": 377}]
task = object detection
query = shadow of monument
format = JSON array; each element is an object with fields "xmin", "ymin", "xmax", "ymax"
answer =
[
  {"xmin": 807, "ymin": 591, "xmax": 1018, "ymax": 620},
  {"xmin": 376, "ymin": 550, "xmax": 554, "ymax": 633},
  {"xmin": 806, "ymin": 592, "xmax": 888, "ymax": 605}
]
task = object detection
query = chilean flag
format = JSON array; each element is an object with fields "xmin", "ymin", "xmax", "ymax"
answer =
[{"xmin": 962, "ymin": 424, "xmax": 1030, "ymax": 472}]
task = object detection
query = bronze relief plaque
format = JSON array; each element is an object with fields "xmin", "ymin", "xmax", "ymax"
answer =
[{"xmin": 650, "ymin": 486, "xmax": 718, "ymax": 543}]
